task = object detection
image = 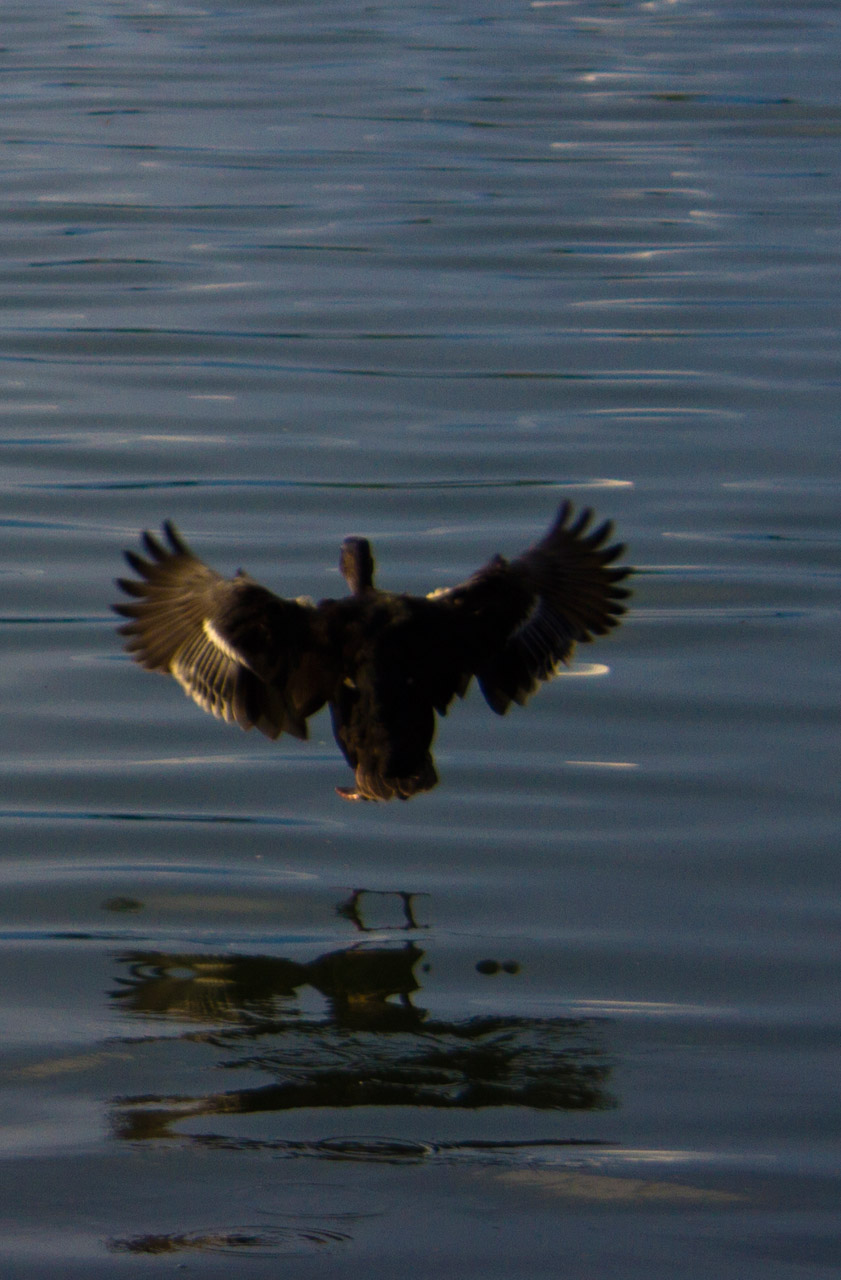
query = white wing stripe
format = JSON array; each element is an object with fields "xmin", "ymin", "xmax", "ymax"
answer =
[{"xmin": 202, "ymin": 617, "xmax": 246, "ymax": 664}]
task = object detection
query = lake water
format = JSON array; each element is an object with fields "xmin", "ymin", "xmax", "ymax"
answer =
[{"xmin": 0, "ymin": 0, "xmax": 839, "ymax": 1274}]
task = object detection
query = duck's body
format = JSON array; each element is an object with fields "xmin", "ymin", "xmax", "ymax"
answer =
[{"xmin": 114, "ymin": 502, "xmax": 632, "ymax": 800}]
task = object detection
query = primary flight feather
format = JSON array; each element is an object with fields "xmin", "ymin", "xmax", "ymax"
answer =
[{"xmin": 114, "ymin": 501, "xmax": 632, "ymax": 801}]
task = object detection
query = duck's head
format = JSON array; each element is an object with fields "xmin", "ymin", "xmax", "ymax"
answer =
[{"xmin": 340, "ymin": 536, "xmax": 376, "ymax": 596}]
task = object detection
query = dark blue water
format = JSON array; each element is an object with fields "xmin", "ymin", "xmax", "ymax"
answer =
[{"xmin": 1, "ymin": 1, "xmax": 839, "ymax": 1275}]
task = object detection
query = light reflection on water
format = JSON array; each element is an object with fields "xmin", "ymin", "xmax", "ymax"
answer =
[{"xmin": 0, "ymin": 0, "xmax": 840, "ymax": 1274}]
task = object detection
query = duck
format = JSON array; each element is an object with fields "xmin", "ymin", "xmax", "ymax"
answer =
[{"xmin": 114, "ymin": 501, "xmax": 632, "ymax": 801}]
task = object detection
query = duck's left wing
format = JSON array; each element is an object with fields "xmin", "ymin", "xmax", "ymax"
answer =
[
  {"xmin": 427, "ymin": 500, "xmax": 632, "ymax": 714},
  {"xmin": 114, "ymin": 522, "xmax": 330, "ymax": 739}
]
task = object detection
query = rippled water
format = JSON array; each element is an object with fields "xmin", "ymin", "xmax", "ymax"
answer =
[{"xmin": 1, "ymin": 1, "xmax": 839, "ymax": 1275}]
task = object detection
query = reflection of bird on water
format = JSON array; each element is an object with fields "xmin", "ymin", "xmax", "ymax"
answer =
[
  {"xmin": 337, "ymin": 889, "xmax": 427, "ymax": 932},
  {"xmin": 109, "ymin": 943, "xmax": 615, "ymax": 1143},
  {"xmin": 113, "ymin": 943, "xmax": 426, "ymax": 1031},
  {"xmin": 114, "ymin": 501, "xmax": 632, "ymax": 801}
]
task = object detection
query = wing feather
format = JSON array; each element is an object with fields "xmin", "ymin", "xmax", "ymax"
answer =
[
  {"xmin": 113, "ymin": 522, "xmax": 329, "ymax": 739},
  {"xmin": 428, "ymin": 500, "xmax": 632, "ymax": 714}
]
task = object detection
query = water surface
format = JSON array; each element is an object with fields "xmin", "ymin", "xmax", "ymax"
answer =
[{"xmin": 0, "ymin": 1, "xmax": 839, "ymax": 1275}]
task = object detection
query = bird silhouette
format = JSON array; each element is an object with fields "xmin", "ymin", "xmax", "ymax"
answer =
[{"xmin": 114, "ymin": 501, "xmax": 632, "ymax": 801}]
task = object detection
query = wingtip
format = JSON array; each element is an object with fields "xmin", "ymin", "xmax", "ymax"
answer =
[
  {"xmin": 162, "ymin": 520, "xmax": 189, "ymax": 555},
  {"xmin": 115, "ymin": 575, "xmax": 147, "ymax": 598},
  {"xmin": 140, "ymin": 529, "xmax": 168, "ymax": 561}
]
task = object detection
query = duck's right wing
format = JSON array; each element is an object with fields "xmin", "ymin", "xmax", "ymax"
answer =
[{"xmin": 113, "ymin": 522, "xmax": 331, "ymax": 740}]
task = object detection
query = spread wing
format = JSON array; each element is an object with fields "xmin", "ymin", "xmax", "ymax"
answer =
[
  {"xmin": 428, "ymin": 500, "xmax": 632, "ymax": 714},
  {"xmin": 113, "ymin": 522, "xmax": 331, "ymax": 740}
]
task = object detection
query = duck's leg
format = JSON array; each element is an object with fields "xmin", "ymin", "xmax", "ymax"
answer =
[{"xmin": 335, "ymin": 785, "xmax": 370, "ymax": 802}]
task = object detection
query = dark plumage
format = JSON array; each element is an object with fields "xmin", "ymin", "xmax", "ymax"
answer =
[{"xmin": 114, "ymin": 502, "xmax": 632, "ymax": 801}]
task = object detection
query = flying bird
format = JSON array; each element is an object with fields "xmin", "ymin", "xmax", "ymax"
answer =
[{"xmin": 114, "ymin": 502, "xmax": 632, "ymax": 801}]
